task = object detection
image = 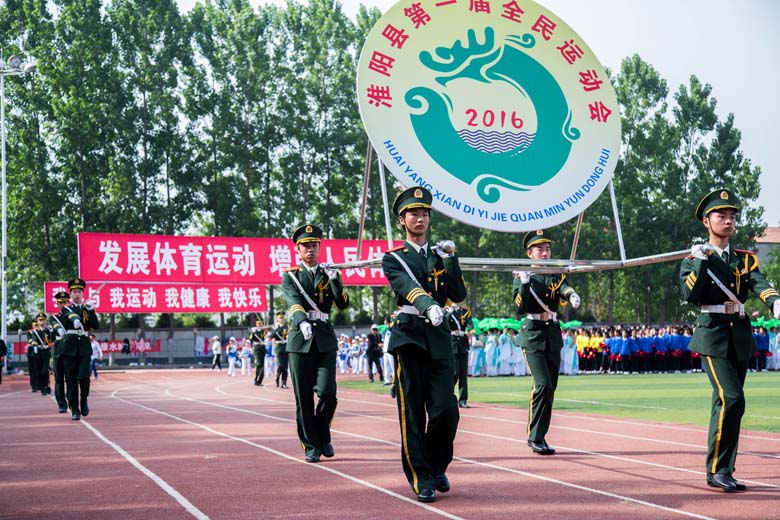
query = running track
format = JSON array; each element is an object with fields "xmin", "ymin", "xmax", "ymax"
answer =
[{"xmin": 1, "ymin": 371, "xmax": 778, "ymax": 519}]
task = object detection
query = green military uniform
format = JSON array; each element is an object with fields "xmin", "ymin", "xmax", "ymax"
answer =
[
  {"xmin": 382, "ymin": 187, "xmax": 467, "ymax": 500},
  {"xmin": 249, "ymin": 324, "xmax": 266, "ymax": 386},
  {"xmin": 26, "ymin": 326, "xmax": 42, "ymax": 392},
  {"xmin": 447, "ymin": 305, "xmax": 472, "ymax": 408},
  {"xmin": 281, "ymin": 224, "xmax": 349, "ymax": 462},
  {"xmin": 49, "ymin": 293, "xmax": 70, "ymax": 412},
  {"xmin": 28, "ymin": 313, "xmax": 53, "ymax": 396},
  {"xmin": 513, "ymin": 229, "xmax": 578, "ymax": 454},
  {"xmin": 680, "ymin": 189, "xmax": 780, "ymax": 488},
  {"xmin": 270, "ymin": 318, "xmax": 290, "ymax": 388},
  {"xmin": 57, "ymin": 278, "xmax": 100, "ymax": 420}
]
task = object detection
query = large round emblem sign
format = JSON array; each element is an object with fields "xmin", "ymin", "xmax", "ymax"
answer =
[{"xmin": 357, "ymin": 0, "xmax": 621, "ymax": 232}]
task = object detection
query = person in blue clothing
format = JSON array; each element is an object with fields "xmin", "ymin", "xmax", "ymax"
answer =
[
  {"xmin": 654, "ymin": 327, "xmax": 668, "ymax": 373},
  {"xmin": 638, "ymin": 329, "xmax": 653, "ymax": 373},
  {"xmin": 682, "ymin": 326, "xmax": 697, "ymax": 372},
  {"xmin": 617, "ymin": 329, "xmax": 631, "ymax": 374},
  {"xmin": 668, "ymin": 326, "xmax": 683, "ymax": 372},
  {"xmin": 753, "ymin": 327, "xmax": 769, "ymax": 372}
]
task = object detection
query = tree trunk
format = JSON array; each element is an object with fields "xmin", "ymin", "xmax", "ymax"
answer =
[{"xmin": 607, "ymin": 271, "xmax": 615, "ymax": 326}]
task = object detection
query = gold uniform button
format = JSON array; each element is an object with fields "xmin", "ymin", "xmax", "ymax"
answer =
[
  {"xmin": 730, "ymin": 283, "xmax": 734, "ymax": 288},
  {"xmin": 428, "ymin": 277, "xmax": 432, "ymax": 282},
  {"xmin": 313, "ymin": 323, "xmax": 317, "ymax": 327}
]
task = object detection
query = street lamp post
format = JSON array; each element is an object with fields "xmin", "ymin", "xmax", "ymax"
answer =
[{"xmin": 1, "ymin": 52, "xmax": 36, "ymax": 349}]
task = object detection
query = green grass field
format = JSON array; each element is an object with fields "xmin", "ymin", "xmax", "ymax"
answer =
[{"xmin": 339, "ymin": 371, "xmax": 780, "ymax": 433}]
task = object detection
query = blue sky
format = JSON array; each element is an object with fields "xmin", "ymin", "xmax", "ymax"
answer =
[{"xmin": 177, "ymin": 0, "xmax": 780, "ymax": 228}]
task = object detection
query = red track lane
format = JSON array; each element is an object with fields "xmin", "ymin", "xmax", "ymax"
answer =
[{"xmin": 1, "ymin": 371, "xmax": 778, "ymax": 520}]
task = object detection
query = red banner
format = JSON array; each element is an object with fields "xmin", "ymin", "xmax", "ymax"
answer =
[
  {"xmin": 44, "ymin": 281, "xmax": 267, "ymax": 314},
  {"xmin": 78, "ymin": 232, "xmax": 399, "ymax": 286},
  {"xmin": 12, "ymin": 339, "xmax": 161, "ymax": 355}
]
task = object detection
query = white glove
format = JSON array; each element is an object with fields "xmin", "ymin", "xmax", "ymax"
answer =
[
  {"xmin": 513, "ymin": 271, "xmax": 531, "ymax": 284},
  {"xmin": 321, "ymin": 263, "xmax": 339, "ymax": 280},
  {"xmin": 72, "ymin": 318, "xmax": 83, "ymax": 331},
  {"xmin": 690, "ymin": 244, "xmax": 716, "ymax": 260},
  {"xmin": 56, "ymin": 329, "xmax": 64, "ymax": 339},
  {"xmin": 432, "ymin": 240, "xmax": 456, "ymax": 258},
  {"xmin": 569, "ymin": 293, "xmax": 581, "ymax": 309},
  {"xmin": 426, "ymin": 304, "xmax": 444, "ymax": 327},
  {"xmin": 774, "ymin": 300, "xmax": 780, "ymax": 320},
  {"xmin": 84, "ymin": 301, "xmax": 95, "ymax": 311},
  {"xmin": 299, "ymin": 321, "xmax": 313, "ymax": 340}
]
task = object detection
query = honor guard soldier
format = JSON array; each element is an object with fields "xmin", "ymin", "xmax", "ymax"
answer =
[
  {"xmin": 49, "ymin": 292, "xmax": 71, "ymax": 412},
  {"xmin": 446, "ymin": 302, "xmax": 472, "ymax": 408},
  {"xmin": 382, "ymin": 187, "xmax": 467, "ymax": 503},
  {"xmin": 29, "ymin": 312, "xmax": 53, "ymax": 396},
  {"xmin": 681, "ymin": 189, "xmax": 780, "ymax": 492},
  {"xmin": 57, "ymin": 278, "xmax": 100, "ymax": 420},
  {"xmin": 281, "ymin": 224, "xmax": 349, "ymax": 463},
  {"xmin": 26, "ymin": 319, "xmax": 43, "ymax": 392},
  {"xmin": 270, "ymin": 312, "xmax": 290, "ymax": 388},
  {"xmin": 513, "ymin": 229, "xmax": 581, "ymax": 455},
  {"xmin": 250, "ymin": 319, "xmax": 267, "ymax": 386}
]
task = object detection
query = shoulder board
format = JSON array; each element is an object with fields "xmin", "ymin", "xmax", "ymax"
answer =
[
  {"xmin": 386, "ymin": 245, "xmax": 405, "ymax": 253},
  {"xmin": 284, "ymin": 266, "xmax": 300, "ymax": 272},
  {"xmin": 733, "ymin": 249, "xmax": 756, "ymax": 255}
]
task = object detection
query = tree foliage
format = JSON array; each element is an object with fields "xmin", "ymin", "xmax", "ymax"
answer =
[{"xmin": 0, "ymin": 3, "xmax": 771, "ymax": 327}]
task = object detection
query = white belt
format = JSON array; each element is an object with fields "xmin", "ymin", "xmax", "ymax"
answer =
[
  {"xmin": 65, "ymin": 329, "xmax": 87, "ymax": 336},
  {"xmin": 451, "ymin": 331, "xmax": 466, "ymax": 337},
  {"xmin": 701, "ymin": 303, "xmax": 744, "ymax": 315},
  {"xmin": 527, "ymin": 312, "xmax": 557, "ymax": 322},
  {"xmin": 306, "ymin": 310, "xmax": 329, "ymax": 321}
]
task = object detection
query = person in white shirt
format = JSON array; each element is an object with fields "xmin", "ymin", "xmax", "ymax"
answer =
[
  {"xmin": 240, "ymin": 343, "xmax": 252, "ymax": 376},
  {"xmin": 89, "ymin": 334, "xmax": 103, "ymax": 380},
  {"xmin": 210, "ymin": 336, "xmax": 223, "ymax": 371}
]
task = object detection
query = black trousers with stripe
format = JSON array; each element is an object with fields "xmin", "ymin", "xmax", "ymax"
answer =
[
  {"xmin": 702, "ymin": 346, "xmax": 747, "ymax": 475},
  {"xmin": 393, "ymin": 345, "xmax": 459, "ymax": 493},
  {"xmin": 523, "ymin": 346, "xmax": 560, "ymax": 443}
]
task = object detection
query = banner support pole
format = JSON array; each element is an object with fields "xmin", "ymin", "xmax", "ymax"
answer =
[
  {"xmin": 377, "ymin": 159, "xmax": 394, "ymax": 249},
  {"xmin": 356, "ymin": 142, "xmax": 373, "ymax": 261}
]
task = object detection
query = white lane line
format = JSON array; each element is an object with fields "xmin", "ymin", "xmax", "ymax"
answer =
[
  {"xmin": 556, "ymin": 398, "xmax": 671, "ymax": 410},
  {"xmin": 111, "ymin": 392, "xmax": 464, "ymax": 520},
  {"xmin": 156, "ymin": 386, "xmax": 715, "ymax": 519},
  {"xmin": 211, "ymin": 384, "xmax": 780, "ymax": 490},
  {"xmin": 78, "ymin": 418, "xmax": 209, "ymax": 520},
  {"xmin": 449, "ymin": 409, "xmax": 780, "ymax": 460},
  {"xmin": 331, "ymin": 386, "xmax": 780, "ymax": 443},
  {"xmin": 555, "ymin": 411, "xmax": 780, "ymax": 443},
  {"xmin": 0, "ymin": 390, "xmax": 26, "ymax": 398}
]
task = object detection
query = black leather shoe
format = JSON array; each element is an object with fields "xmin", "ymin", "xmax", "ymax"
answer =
[
  {"xmin": 707, "ymin": 473, "xmax": 745, "ymax": 492},
  {"xmin": 80, "ymin": 400, "xmax": 89, "ymax": 417},
  {"xmin": 305, "ymin": 449, "xmax": 322, "ymax": 463},
  {"xmin": 434, "ymin": 474, "xmax": 450, "ymax": 493},
  {"xmin": 322, "ymin": 443, "xmax": 334, "ymax": 458},
  {"xmin": 71, "ymin": 413, "xmax": 81, "ymax": 421},
  {"xmin": 528, "ymin": 440, "xmax": 555, "ymax": 455},
  {"xmin": 58, "ymin": 406, "xmax": 68, "ymax": 413},
  {"xmin": 458, "ymin": 400, "xmax": 469, "ymax": 408},
  {"xmin": 281, "ymin": 383, "xmax": 288, "ymax": 389},
  {"xmin": 416, "ymin": 488, "xmax": 435, "ymax": 503}
]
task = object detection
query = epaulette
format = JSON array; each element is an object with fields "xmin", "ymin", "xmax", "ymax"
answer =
[
  {"xmin": 284, "ymin": 266, "xmax": 300, "ymax": 272},
  {"xmin": 733, "ymin": 249, "xmax": 756, "ymax": 255},
  {"xmin": 386, "ymin": 245, "xmax": 405, "ymax": 253}
]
